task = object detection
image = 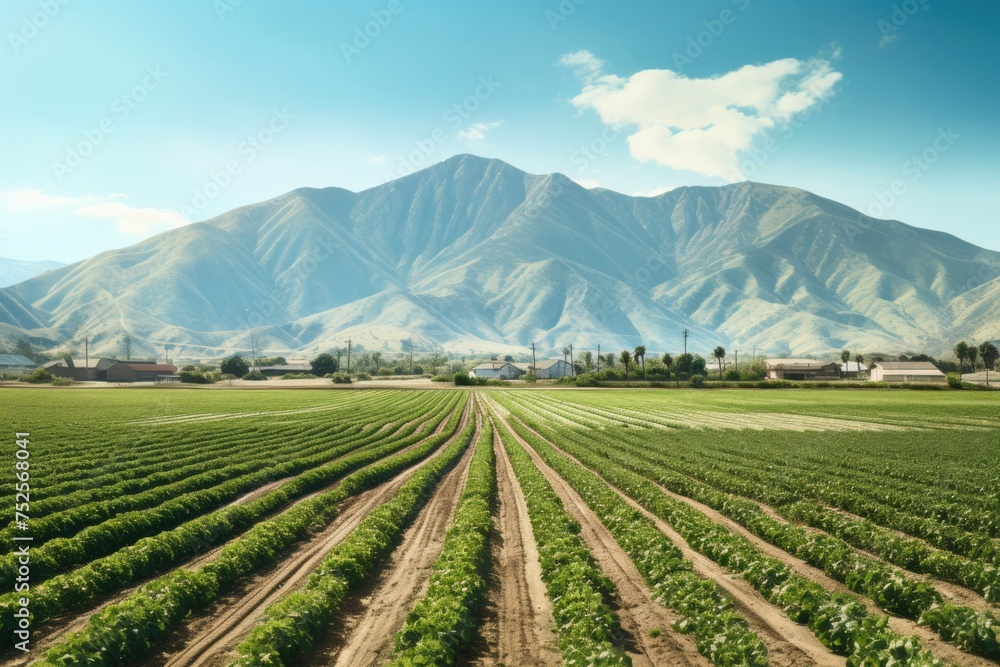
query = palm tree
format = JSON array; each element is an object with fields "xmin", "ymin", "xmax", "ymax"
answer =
[
  {"xmin": 662, "ymin": 353, "xmax": 673, "ymax": 380},
  {"xmin": 967, "ymin": 346, "xmax": 979, "ymax": 372},
  {"xmin": 633, "ymin": 345, "xmax": 646, "ymax": 378},
  {"xmin": 372, "ymin": 351, "xmax": 382, "ymax": 373},
  {"xmin": 619, "ymin": 350, "xmax": 632, "ymax": 379},
  {"xmin": 954, "ymin": 341, "xmax": 969, "ymax": 373},
  {"xmin": 713, "ymin": 346, "xmax": 726, "ymax": 378},
  {"xmin": 980, "ymin": 341, "xmax": 999, "ymax": 371}
]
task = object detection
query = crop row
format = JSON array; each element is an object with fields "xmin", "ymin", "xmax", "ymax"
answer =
[
  {"xmin": 0, "ymin": 395, "xmax": 465, "ymax": 650},
  {"xmin": 229, "ymin": 405, "xmax": 481, "ymax": 666},
  {"xmin": 390, "ymin": 418, "xmax": 496, "ymax": 666},
  {"xmin": 492, "ymin": 410, "xmax": 770, "ymax": 666},
  {"xmin": 495, "ymin": 403, "xmax": 943, "ymax": 665},
  {"xmin": 0, "ymin": 393, "xmax": 457, "ymax": 591},
  {"xmin": 24, "ymin": 389, "xmax": 414, "ymax": 514},
  {"xmin": 33, "ymin": 397, "xmax": 470, "ymax": 664},
  {"xmin": 495, "ymin": 413, "xmax": 630, "ymax": 666},
  {"xmin": 520, "ymin": 412, "xmax": 1000, "ymax": 660}
]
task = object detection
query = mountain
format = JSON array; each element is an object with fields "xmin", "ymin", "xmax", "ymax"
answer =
[
  {"xmin": 0, "ymin": 257, "xmax": 65, "ymax": 288},
  {"xmin": 2, "ymin": 155, "xmax": 998, "ymax": 359}
]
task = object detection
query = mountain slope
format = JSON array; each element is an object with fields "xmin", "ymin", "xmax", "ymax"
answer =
[
  {"xmin": 0, "ymin": 257, "xmax": 65, "ymax": 288},
  {"xmin": 2, "ymin": 155, "xmax": 997, "ymax": 358}
]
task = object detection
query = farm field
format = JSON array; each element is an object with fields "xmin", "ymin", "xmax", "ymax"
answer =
[{"xmin": 0, "ymin": 387, "xmax": 998, "ymax": 666}]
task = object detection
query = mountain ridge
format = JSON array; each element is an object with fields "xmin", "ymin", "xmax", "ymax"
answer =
[{"xmin": 2, "ymin": 154, "xmax": 997, "ymax": 359}]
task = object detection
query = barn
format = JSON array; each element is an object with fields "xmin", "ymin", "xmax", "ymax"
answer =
[
  {"xmin": 870, "ymin": 361, "xmax": 946, "ymax": 384},
  {"xmin": 765, "ymin": 359, "xmax": 841, "ymax": 381},
  {"xmin": 0, "ymin": 354, "xmax": 37, "ymax": 374},
  {"xmin": 106, "ymin": 362, "xmax": 179, "ymax": 383},
  {"xmin": 533, "ymin": 359, "xmax": 574, "ymax": 379},
  {"xmin": 44, "ymin": 357, "xmax": 120, "ymax": 381}
]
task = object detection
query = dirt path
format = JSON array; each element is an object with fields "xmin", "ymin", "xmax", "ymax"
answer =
[
  {"xmin": 466, "ymin": 422, "xmax": 562, "ymax": 667},
  {"xmin": 489, "ymin": 407, "xmax": 711, "ymax": 667},
  {"xmin": 309, "ymin": 432, "xmax": 479, "ymax": 666},
  {"xmin": 148, "ymin": 400, "xmax": 473, "ymax": 667},
  {"xmin": 495, "ymin": 410, "xmax": 845, "ymax": 667}
]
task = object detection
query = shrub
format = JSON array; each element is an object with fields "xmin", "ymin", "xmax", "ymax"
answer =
[
  {"xmin": 575, "ymin": 373, "xmax": 599, "ymax": 387},
  {"xmin": 523, "ymin": 372, "xmax": 537, "ymax": 383},
  {"xmin": 279, "ymin": 373, "xmax": 315, "ymax": 380},
  {"xmin": 947, "ymin": 373, "xmax": 963, "ymax": 389},
  {"xmin": 242, "ymin": 372, "xmax": 268, "ymax": 381},
  {"xmin": 690, "ymin": 374, "xmax": 705, "ymax": 387},
  {"xmin": 180, "ymin": 370, "xmax": 217, "ymax": 384},
  {"xmin": 453, "ymin": 372, "xmax": 472, "ymax": 386},
  {"xmin": 355, "ymin": 372, "xmax": 371, "ymax": 381},
  {"xmin": 331, "ymin": 373, "xmax": 352, "ymax": 384},
  {"xmin": 23, "ymin": 368, "xmax": 54, "ymax": 384},
  {"xmin": 51, "ymin": 376, "xmax": 75, "ymax": 386},
  {"xmin": 431, "ymin": 375, "xmax": 452, "ymax": 383}
]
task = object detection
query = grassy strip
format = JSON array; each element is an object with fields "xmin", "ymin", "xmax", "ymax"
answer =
[
  {"xmin": 229, "ymin": 409, "xmax": 479, "ymax": 666},
  {"xmin": 29, "ymin": 397, "xmax": 468, "ymax": 664},
  {"xmin": 495, "ymin": 416, "xmax": 630, "ymax": 666},
  {"xmin": 502, "ymin": 418, "xmax": 769, "ymax": 666},
  {"xmin": 499, "ymin": 410, "xmax": 942, "ymax": 665},
  {"xmin": 389, "ymin": 419, "xmax": 496, "ymax": 666}
]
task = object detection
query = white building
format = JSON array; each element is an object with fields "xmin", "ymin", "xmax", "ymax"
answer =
[
  {"xmin": 533, "ymin": 359, "xmax": 574, "ymax": 379},
  {"xmin": 870, "ymin": 361, "xmax": 946, "ymax": 383},
  {"xmin": 469, "ymin": 361, "xmax": 523, "ymax": 379}
]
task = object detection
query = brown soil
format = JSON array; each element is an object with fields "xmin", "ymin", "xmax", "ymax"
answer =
[
  {"xmin": 465, "ymin": 422, "xmax": 562, "ymax": 667},
  {"xmin": 146, "ymin": 400, "xmax": 473, "ymax": 667},
  {"xmin": 488, "ymin": 405, "xmax": 712, "ymax": 667},
  {"xmin": 493, "ymin": 407, "xmax": 844, "ymax": 667},
  {"xmin": 308, "ymin": 433, "xmax": 479, "ymax": 666}
]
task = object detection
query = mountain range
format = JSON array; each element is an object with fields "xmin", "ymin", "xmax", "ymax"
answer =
[
  {"xmin": 0, "ymin": 257, "xmax": 64, "ymax": 289},
  {"xmin": 2, "ymin": 154, "xmax": 998, "ymax": 360}
]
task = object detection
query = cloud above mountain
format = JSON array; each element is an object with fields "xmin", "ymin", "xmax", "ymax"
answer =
[
  {"xmin": 561, "ymin": 50, "xmax": 842, "ymax": 181},
  {"xmin": 0, "ymin": 188, "xmax": 189, "ymax": 236}
]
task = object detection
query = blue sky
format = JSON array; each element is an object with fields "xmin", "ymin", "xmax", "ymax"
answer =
[{"xmin": 1, "ymin": 0, "xmax": 997, "ymax": 263}]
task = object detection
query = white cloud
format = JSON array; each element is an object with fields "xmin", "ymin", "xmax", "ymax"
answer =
[
  {"xmin": 74, "ymin": 202, "xmax": 189, "ymax": 236},
  {"xmin": 561, "ymin": 51, "xmax": 842, "ymax": 181},
  {"xmin": 632, "ymin": 185, "xmax": 677, "ymax": 197},
  {"xmin": 879, "ymin": 32, "xmax": 900, "ymax": 48},
  {"xmin": 0, "ymin": 188, "xmax": 189, "ymax": 236},
  {"xmin": 365, "ymin": 154, "xmax": 388, "ymax": 165},
  {"xmin": 458, "ymin": 120, "xmax": 504, "ymax": 146},
  {"xmin": 0, "ymin": 188, "xmax": 122, "ymax": 211}
]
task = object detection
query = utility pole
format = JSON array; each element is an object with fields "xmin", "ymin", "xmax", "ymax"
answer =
[
  {"xmin": 84, "ymin": 337, "xmax": 89, "ymax": 381},
  {"xmin": 347, "ymin": 339, "xmax": 352, "ymax": 373},
  {"xmin": 530, "ymin": 342, "xmax": 536, "ymax": 374},
  {"xmin": 597, "ymin": 344, "xmax": 601, "ymax": 372},
  {"xmin": 683, "ymin": 329, "xmax": 689, "ymax": 356},
  {"xmin": 735, "ymin": 349, "xmax": 738, "ymax": 373},
  {"xmin": 569, "ymin": 344, "xmax": 575, "ymax": 377}
]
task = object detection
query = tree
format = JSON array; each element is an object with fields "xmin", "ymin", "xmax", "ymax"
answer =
[
  {"xmin": 310, "ymin": 353, "xmax": 338, "ymax": 376},
  {"xmin": 713, "ymin": 346, "xmax": 726, "ymax": 378},
  {"xmin": 221, "ymin": 355, "xmax": 249, "ymax": 377},
  {"xmin": 562, "ymin": 347, "xmax": 571, "ymax": 365},
  {"xmin": 372, "ymin": 351, "xmax": 382, "ymax": 373},
  {"xmin": 661, "ymin": 353, "xmax": 673, "ymax": 380},
  {"xmin": 954, "ymin": 341, "xmax": 969, "ymax": 373},
  {"xmin": 841, "ymin": 350, "xmax": 851, "ymax": 364},
  {"xmin": 581, "ymin": 351, "xmax": 594, "ymax": 370},
  {"xmin": 634, "ymin": 345, "xmax": 646, "ymax": 378},
  {"xmin": 602, "ymin": 352, "xmax": 617, "ymax": 369},
  {"xmin": 400, "ymin": 338, "xmax": 413, "ymax": 374},
  {"xmin": 619, "ymin": 350, "xmax": 632, "ymax": 379},
  {"xmin": 504, "ymin": 354, "xmax": 514, "ymax": 363},
  {"xmin": 967, "ymin": 345, "xmax": 979, "ymax": 372},
  {"xmin": 980, "ymin": 341, "xmax": 999, "ymax": 371}
]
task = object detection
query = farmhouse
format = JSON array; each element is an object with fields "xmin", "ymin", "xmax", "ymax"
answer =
[
  {"xmin": 870, "ymin": 361, "xmax": 946, "ymax": 384},
  {"xmin": 765, "ymin": 358, "xmax": 841, "ymax": 381},
  {"xmin": 44, "ymin": 357, "xmax": 119, "ymax": 381},
  {"xmin": 106, "ymin": 362, "xmax": 179, "ymax": 383},
  {"xmin": 259, "ymin": 363, "xmax": 312, "ymax": 377},
  {"xmin": 470, "ymin": 360, "xmax": 523, "ymax": 379},
  {"xmin": 533, "ymin": 359, "xmax": 574, "ymax": 379},
  {"xmin": 0, "ymin": 354, "xmax": 37, "ymax": 373}
]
